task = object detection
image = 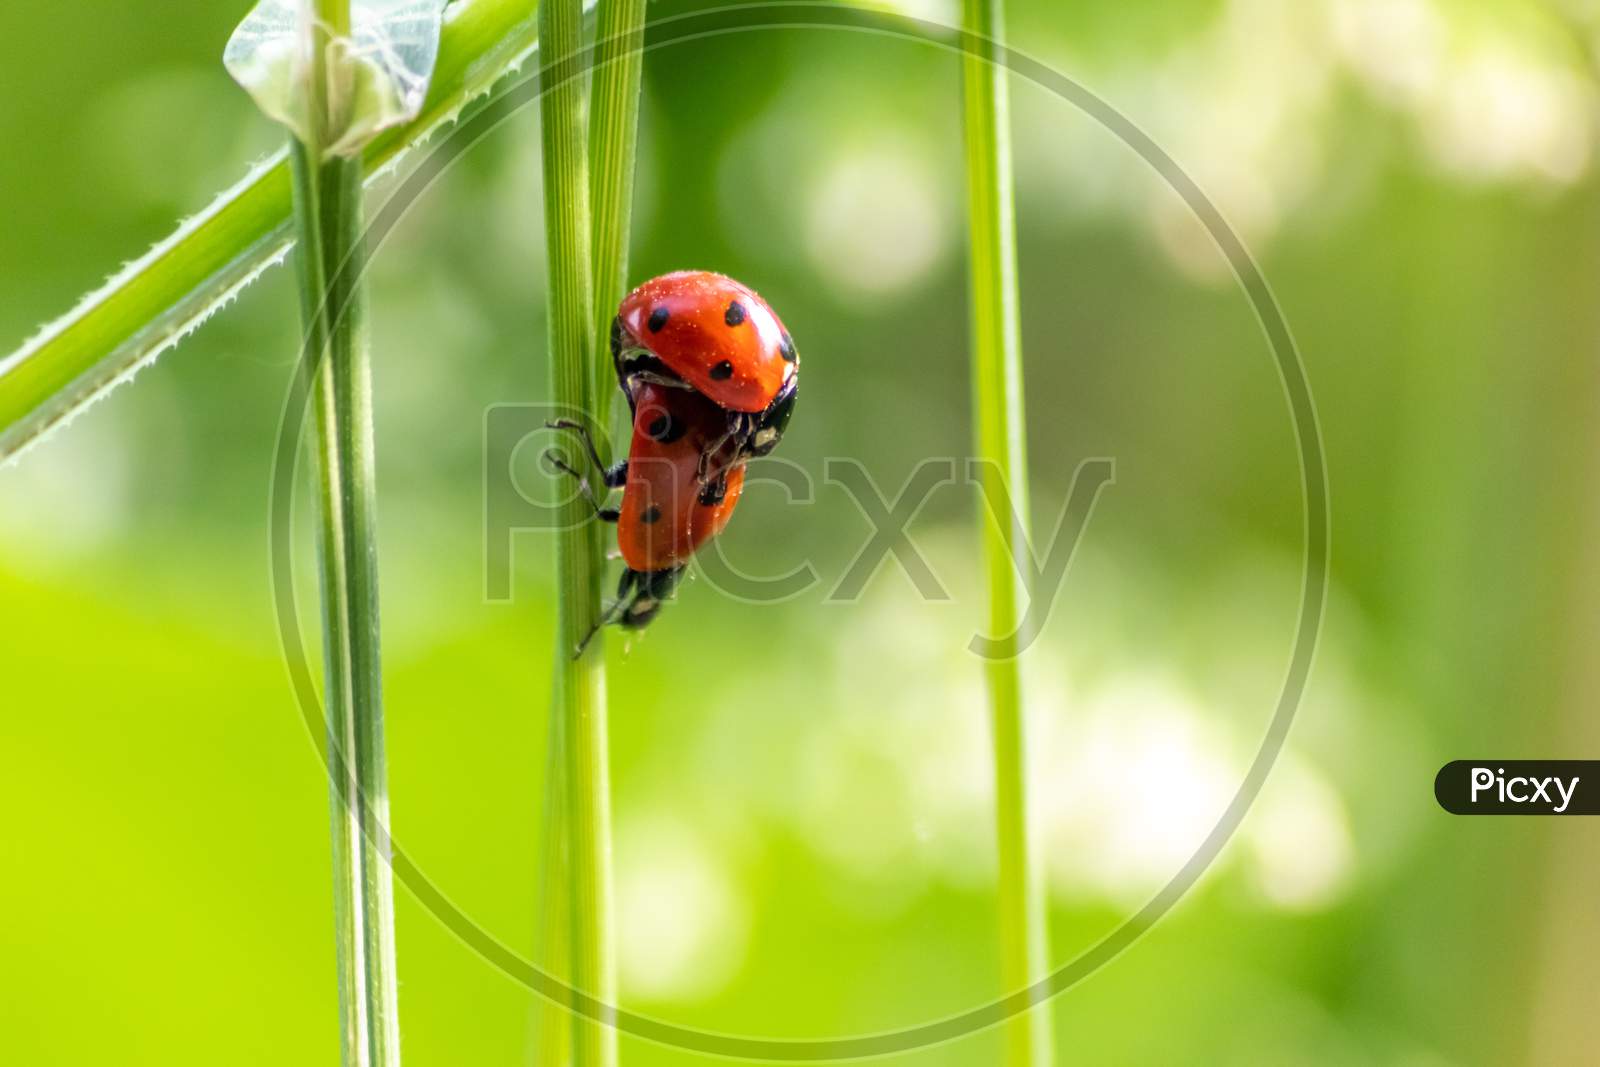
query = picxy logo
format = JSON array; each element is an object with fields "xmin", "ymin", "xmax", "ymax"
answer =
[
  {"xmin": 1469, "ymin": 766, "xmax": 1578, "ymax": 813},
  {"xmin": 1435, "ymin": 760, "xmax": 1597, "ymax": 815}
]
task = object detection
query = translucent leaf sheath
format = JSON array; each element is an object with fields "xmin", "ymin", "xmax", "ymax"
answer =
[{"xmin": 225, "ymin": 0, "xmax": 450, "ymax": 157}]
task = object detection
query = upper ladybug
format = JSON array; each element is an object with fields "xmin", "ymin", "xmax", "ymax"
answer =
[{"xmin": 613, "ymin": 270, "xmax": 798, "ymax": 414}]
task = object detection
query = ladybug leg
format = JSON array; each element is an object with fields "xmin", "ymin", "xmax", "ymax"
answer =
[
  {"xmin": 603, "ymin": 568, "xmax": 643, "ymax": 627},
  {"xmin": 541, "ymin": 448, "xmax": 621, "ymax": 522},
  {"xmin": 695, "ymin": 411, "xmax": 752, "ymax": 504},
  {"xmin": 745, "ymin": 377, "xmax": 797, "ymax": 459},
  {"xmin": 545, "ymin": 419, "xmax": 627, "ymax": 487},
  {"xmin": 695, "ymin": 410, "xmax": 749, "ymax": 482},
  {"xmin": 574, "ymin": 572, "xmax": 635, "ymax": 656},
  {"xmin": 698, "ymin": 470, "xmax": 729, "ymax": 507}
]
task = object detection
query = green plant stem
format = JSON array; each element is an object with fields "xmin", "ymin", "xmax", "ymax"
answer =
[
  {"xmin": 537, "ymin": 0, "xmax": 617, "ymax": 1063},
  {"xmin": 0, "ymin": 0, "xmax": 581, "ymax": 462},
  {"xmin": 960, "ymin": 0, "xmax": 1053, "ymax": 1065},
  {"xmin": 534, "ymin": 695, "xmax": 573, "ymax": 1067},
  {"xmin": 534, "ymin": 1, "xmax": 644, "ymax": 1059},
  {"xmin": 292, "ymin": 3, "xmax": 400, "ymax": 1066},
  {"xmin": 587, "ymin": 0, "xmax": 648, "ymax": 419}
]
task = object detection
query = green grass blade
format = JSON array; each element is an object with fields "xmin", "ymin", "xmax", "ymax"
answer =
[
  {"xmin": 587, "ymin": 0, "xmax": 648, "ymax": 423},
  {"xmin": 0, "ymin": 0, "xmax": 561, "ymax": 462},
  {"xmin": 534, "ymin": 0, "xmax": 643, "ymax": 1059},
  {"xmin": 291, "ymin": 2, "xmax": 400, "ymax": 1064},
  {"xmin": 533, "ymin": 689, "xmax": 573, "ymax": 1066},
  {"xmin": 960, "ymin": 0, "xmax": 1054, "ymax": 1064},
  {"xmin": 537, "ymin": 0, "xmax": 617, "ymax": 1063}
]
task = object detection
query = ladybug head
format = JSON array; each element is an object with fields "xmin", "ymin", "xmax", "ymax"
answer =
[
  {"xmin": 615, "ymin": 566, "xmax": 686, "ymax": 630},
  {"xmin": 745, "ymin": 375, "xmax": 798, "ymax": 458},
  {"xmin": 611, "ymin": 313, "xmax": 691, "ymax": 406}
]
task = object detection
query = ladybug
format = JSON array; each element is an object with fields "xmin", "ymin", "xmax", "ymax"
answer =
[
  {"xmin": 612, "ymin": 271, "xmax": 798, "ymax": 487},
  {"xmin": 546, "ymin": 381, "xmax": 747, "ymax": 635}
]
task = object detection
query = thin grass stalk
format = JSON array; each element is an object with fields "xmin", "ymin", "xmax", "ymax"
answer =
[
  {"xmin": 959, "ymin": 0, "xmax": 1053, "ymax": 1064},
  {"xmin": 534, "ymin": 1, "xmax": 643, "ymax": 1060},
  {"xmin": 534, "ymin": 683, "xmax": 573, "ymax": 1067},
  {"xmin": 537, "ymin": 0, "xmax": 617, "ymax": 1063},
  {"xmin": 291, "ymin": 1, "xmax": 400, "ymax": 1064},
  {"xmin": 587, "ymin": 0, "xmax": 648, "ymax": 418}
]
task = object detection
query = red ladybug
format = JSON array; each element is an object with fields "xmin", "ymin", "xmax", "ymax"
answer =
[
  {"xmin": 547, "ymin": 381, "xmax": 746, "ymax": 633},
  {"xmin": 612, "ymin": 270, "xmax": 798, "ymax": 473},
  {"xmin": 549, "ymin": 270, "xmax": 798, "ymax": 640}
]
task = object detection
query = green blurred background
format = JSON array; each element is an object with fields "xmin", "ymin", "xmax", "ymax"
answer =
[{"xmin": 4, "ymin": 0, "xmax": 1599, "ymax": 1062}]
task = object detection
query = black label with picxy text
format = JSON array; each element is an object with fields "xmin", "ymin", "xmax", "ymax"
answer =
[{"xmin": 1435, "ymin": 761, "xmax": 1600, "ymax": 815}]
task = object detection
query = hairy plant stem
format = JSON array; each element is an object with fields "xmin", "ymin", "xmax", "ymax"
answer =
[
  {"xmin": 292, "ymin": 2, "xmax": 400, "ymax": 1065},
  {"xmin": 960, "ymin": 0, "xmax": 1053, "ymax": 1064},
  {"xmin": 537, "ymin": 0, "xmax": 617, "ymax": 1063}
]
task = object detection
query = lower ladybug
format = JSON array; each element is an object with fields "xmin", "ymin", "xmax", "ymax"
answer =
[{"xmin": 546, "ymin": 381, "xmax": 746, "ymax": 639}]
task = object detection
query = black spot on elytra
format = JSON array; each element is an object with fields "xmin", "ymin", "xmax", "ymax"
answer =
[
  {"xmin": 648, "ymin": 306, "xmax": 669, "ymax": 332},
  {"xmin": 645, "ymin": 412, "xmax": 685, "ymax": 443},
  {"xmin": 779, "ymin": 331, "xmax": 797, "ymax": 363},
  {"xmin": 724, "ymin": 300, "xmax": 746, "ymax": 327},
  {"xmin": 639, "ymin": 504, "xmax": 662, "ymax": 524},
  {"xmin": 710, "ymin": 360, "xmax": 734, "ymax": 381}
]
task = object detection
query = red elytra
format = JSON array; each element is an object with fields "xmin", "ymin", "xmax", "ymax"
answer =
[
  {"xmin": 615, "ymin": 270, "xmax": 797, "ymax": 414},
  {"xmin": 616, "ymin": 381, "xmax": 747, "ymax": 573}
]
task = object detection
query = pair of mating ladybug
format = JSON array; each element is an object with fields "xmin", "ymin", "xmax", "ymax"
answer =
[{"xmin": 547, "ymin": 270, "xmax": 798, "ymax": 636}]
